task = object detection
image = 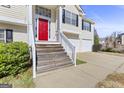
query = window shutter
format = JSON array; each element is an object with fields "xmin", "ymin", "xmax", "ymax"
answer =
[
  {"xmin": 89, "ymin": 23, "xmax": 91, "ymax": 32},
  {"xmin": 82, "ymin": 20, "xmax": 84, "ymax": 30},
  {"xmin": 62, "ymin": 9, "xmax": 65, "ymax": 23},
  {"xmin": 76, "ymin": 15, "xmax": 78, "ymax": 26}
]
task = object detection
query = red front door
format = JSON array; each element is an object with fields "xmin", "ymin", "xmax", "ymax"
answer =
[{"xmin": 38, "ymin": 18, "xmax": 48, "ymax": 40}]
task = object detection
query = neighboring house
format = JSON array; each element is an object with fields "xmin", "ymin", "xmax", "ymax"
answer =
[
  {"xmin": 100, "ymin": 32, "xmax": 124, "ymax": 49},
  {"xmin": 0, "ymin": 5, "xmax": 95, "ymax": 78},
  {"xmin": 99, "ymin": 38, "xmax": 105, "ymax": 45},
  {"xmin": 117, "ymin": 33, "xmax": 124, "ymax": 45}
]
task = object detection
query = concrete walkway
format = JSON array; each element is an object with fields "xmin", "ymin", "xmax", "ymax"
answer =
[{"xmin": 34, "ymin": 52, "xmax": 124, "ymax": 88}]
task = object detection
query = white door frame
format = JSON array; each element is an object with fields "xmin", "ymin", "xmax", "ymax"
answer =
[{"xmin": 35, "ymin": 15, "xmax": 51, "ymax": 41}]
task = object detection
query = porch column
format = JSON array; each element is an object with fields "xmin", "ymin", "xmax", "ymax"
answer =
[
  {"xmin": 27, "ymin": 5, "xmax": 36, "ymax": 78},
  {"xmin": 58, "ymin": 6, "xmax": 62, "ymax": 42},
  {"xmin": 27, "ymin": 5, "xmax": 33, "ymax": 46},
  {"xmin": 58, "ymin": 6, "xmax": 62, "ymax": 31}
]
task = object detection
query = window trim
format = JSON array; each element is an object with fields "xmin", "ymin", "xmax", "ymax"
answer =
[
  {"xmin": 0, "ymin": 29, "xmax": 5, "ymax": 42},
  {"xmin": 35, "ymin": 6, "xmax": 51, "ymax": 18}
]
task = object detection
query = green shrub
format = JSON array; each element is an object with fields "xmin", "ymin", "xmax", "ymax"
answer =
[
  {"xmin": 101, "ymin": 48, "xmax": 113, "ymax": 52},
  {"xmin": 105, "ymin": 48, "xmax": 113, "ymax": 52},
  {"xmin": 0, "ymin": 42, "xmax": 30, "ymax": 78},
  {"xmin": 92, "ymin": 44, "xmax": 102, "ymax": 52}
]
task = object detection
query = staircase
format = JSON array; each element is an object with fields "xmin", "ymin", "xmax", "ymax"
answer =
[{"xmin": 36, "ymin": 43, "xmax": 73, "ymax": 74}]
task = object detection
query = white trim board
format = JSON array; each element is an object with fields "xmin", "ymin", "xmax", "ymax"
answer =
[{"xmin": 62, "ymin": 29, "xmax": 80, "ymax": 34}]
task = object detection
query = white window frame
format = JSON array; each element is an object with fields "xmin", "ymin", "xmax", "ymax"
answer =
[
  {"xmin": 0, "ymin": 29, "xmax": 6, "ymax": 43},
  {"xmin": 0, "ymin": 29, "xmax": 13, "ymax": 43},
  {"xmin": 82, "ymin": 21, "xmax": 91, "ymax": 32},
  {"xmin": 35, "ymin": 15, "xmax": 51, "ymax": 41},
  {"xmin": 64, "ymin": 9, "xmax": 78, "ymax": 26},
  {"xmin": 36, "ymin": 6, "xmax": 51, "ymax": 18}
]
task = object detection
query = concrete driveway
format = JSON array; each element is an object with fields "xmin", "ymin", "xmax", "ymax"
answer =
[{"xmin": 34, "ymin": 52, "xmax": 124, "ymax": 88}]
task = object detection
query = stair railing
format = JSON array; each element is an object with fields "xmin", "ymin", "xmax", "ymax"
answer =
[{"xmin": 59, "ymin": 32, "xmax": 76, "ymax": 66}]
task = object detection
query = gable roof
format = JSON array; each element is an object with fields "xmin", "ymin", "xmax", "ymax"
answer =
[
  {"xmin": 82, "ymin": 17, "xmax": 95, "ymax": 24},
  {"xmin": 75, "ymin": 5, "xmax": 85, "ymax": 16}
]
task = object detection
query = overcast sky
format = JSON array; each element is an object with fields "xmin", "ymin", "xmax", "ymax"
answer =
[{"xmin": 81, "ymin": 5, "xmax": 124, "ymax": 38}]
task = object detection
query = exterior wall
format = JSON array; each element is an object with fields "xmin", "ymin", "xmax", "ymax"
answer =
[
  {"xmin": 0, "ymin": 22, "xmax": 28, "ymax": 43},
  {"xmin": 0, "ymin": 5, "xmax": 27, "ymax": 24},
  {"xmin": 61, "ymin": 5, "xmax": 94, "ymax": 52},
  {"xmin": 69, "ymin": 39, "xmax": 93, "ymax": 52}
]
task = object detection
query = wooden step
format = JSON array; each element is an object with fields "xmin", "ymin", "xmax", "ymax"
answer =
[
  {"xmin": 37, "ymin": 62, "xmax": 73, "ymax": 74},
  {"xmin": 36, "ymin": 44, "xmax": 61, "ymax": 47},
  {"xmin": 37, "ymin": 60, "xmax": 72, "ymax": 70},
  {"xmin": 36, "ymin": 45, "xmax": 63, "ymax": 48},
  {"xmin": 37, "ymin": 53, "xmax": 68, "ymax": 61},
  {"xmin": 37, "ymin": 53, "xmax": 67, "ymax": 61},
  {"xmin": 36, "ymin": 48, "xmax": 64, "ymax": 52},
  {"xmin": 37, "ymin": 51, "xmax": 66, "ymax": 56},
  {"xmin": 37, "ymin": 57, "xmax": 71, "ymax": 66}
]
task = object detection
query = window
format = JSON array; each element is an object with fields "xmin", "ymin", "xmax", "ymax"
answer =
[
  {"xmin": 0, "ymin": 29, "xmax": 4, "ymax": 42},
  {"xmin": 36, "ymin": 6, "xmax": 51, "ymax": 18},
  {"xmin": 82, "ymin": 20, "xmax": 91, "ymax": 31},
  {"xmin": 0, "ymin": 29, "xmax": 13, "ymax": 43},
  {"xmin": 6, "ymin": 29, "xmax": 13, "ymax": 43},
  {"xmin": 62, "ymin": 9, "xmax": 78, "ymax": 26}
]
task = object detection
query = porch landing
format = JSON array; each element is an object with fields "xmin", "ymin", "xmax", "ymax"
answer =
[{"xmin": 35, "ymin": 41, "xmax": 60, "ymax": 44}]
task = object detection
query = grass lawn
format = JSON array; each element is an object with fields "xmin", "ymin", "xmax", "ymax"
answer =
[
  {"xmin": 0, "ymin": 68, "xmax": 35, "ymax": 88},
  {"xmin": 96, "ymin": 73, "xmax": 124, "ymax": 88},
  {"xmin": 76, "ymin": 58, "xmax": 87, "ymax": 65}
]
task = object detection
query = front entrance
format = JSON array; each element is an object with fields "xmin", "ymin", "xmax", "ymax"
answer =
[{"xmin": 38, "ymin": 18, "xmax": 48, "ymax": 40}]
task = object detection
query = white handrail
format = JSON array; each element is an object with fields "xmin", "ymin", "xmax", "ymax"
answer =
[{"xmin": 59, "ymin": 32, "xmax": 76, "ymax": 66}]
